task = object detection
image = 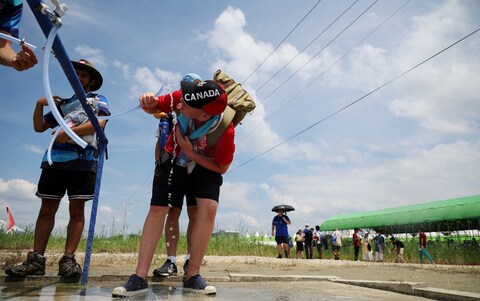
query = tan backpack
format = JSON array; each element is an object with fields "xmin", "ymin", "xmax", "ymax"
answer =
[{"xmin": 206, "ymin": 69, "xmax": 256, "ymax": 145}]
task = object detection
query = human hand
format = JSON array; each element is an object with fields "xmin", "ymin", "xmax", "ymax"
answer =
[
  {"xmin": 53, "ymin": 129, "xmax": 69, "ymax": 143},
  {"xmin": 12, "ymin": 44, "xmax": 38, "ymax": 71},
  {"xmin": 174, "ymin": 125, "xmax": 194, "ymax": 156},
  {"xmin": 139, "ymin": 92, "xmax": 158, "ymax": 109}
]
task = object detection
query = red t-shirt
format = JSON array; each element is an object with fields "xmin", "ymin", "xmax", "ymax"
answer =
[
  {"xmin": 353, "ymin": 233, "xmax": 360, "ymax": 247},
  {"xmin": 157, "ymin": 90, "xmax": 235, "ymax": 165},
  {"xmin": 419, "ymin": 232, "xmax": 427, "ymax": 248}
]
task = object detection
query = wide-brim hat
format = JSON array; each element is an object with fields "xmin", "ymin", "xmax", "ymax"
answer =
[
  {"xmin": 181, "ymin": 80, "xmax": 227, "ymax": 116},
  {"xmin": 71, "ymin": 59, "xmax": 103, "ymax": 91}
]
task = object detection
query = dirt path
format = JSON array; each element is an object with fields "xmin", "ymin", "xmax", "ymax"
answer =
[
  {"xmin": 82, "ymin": 253, "xmax": 480, "ymax": 294},
  {"xmin": 2, "ymin": 252, "xmax": 479, "ymax": 294}
]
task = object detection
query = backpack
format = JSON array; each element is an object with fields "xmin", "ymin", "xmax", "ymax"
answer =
[
  {"xmin": 206, "ymin": 70, "xmax": 256, "ymax": 145},
  {"xmin": 331, "ymin": 233, "xmax": 337, "ymax": 244},
  {"xmin": 304, "ymin": 229, "xmax": 313, "ymax": 241}
]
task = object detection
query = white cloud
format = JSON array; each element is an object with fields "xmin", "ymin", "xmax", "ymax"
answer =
[
  {"xmin": 22, "ymin": 144, "xmax": 44, "ymax": 154},
  {"xmin": 74, "ymin": 45, "xmax": 107, "ymax": 68}
]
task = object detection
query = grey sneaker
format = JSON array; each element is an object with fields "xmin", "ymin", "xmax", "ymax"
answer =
[
  {"xmin": 153, "ymin": 259, "xmax": 177, "ymax": 277},
  {"xmin": 58, "ymin": 254, "xmax": 82, "ymax": 278},
  {"xmin": 183, "ymin": 274, "xmax": 216, "ymax": 295},
  {"xmin": 112, "ymin": 274, "xmax": 148, "ymax": 297},
  {"xmin": 5, "ymin": 252, "xmax": 46, "ymax": 277}
]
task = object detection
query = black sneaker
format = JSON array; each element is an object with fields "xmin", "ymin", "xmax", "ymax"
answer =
[
  {"xmin": 5, "ymin": 252, "xmax": 46, "ymax": 277},
  {"xmin": 58, "ymin": 254, "xmax": 82, "ymax": 278},
  {"xmin": 183, "ymin": 274, "xmax": 216, "ymax": 295},
  {"xmin": 153, "ymin": 259, "xmax": 177, "ymax": 277},
  {"xmin": 112, "ymin": 274, "xmax": 148, "ymax": 297},
  {"xmin": 276, "ymin": 254, "xmax": 282, "ymax": 259}
]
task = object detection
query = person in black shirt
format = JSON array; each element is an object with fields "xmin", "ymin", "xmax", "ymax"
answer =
[{"xmin": 390, "ymin": 236, "xmax": 404, "ymax": 263}]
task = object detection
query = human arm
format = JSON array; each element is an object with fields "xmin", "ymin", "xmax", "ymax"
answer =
[
  {"xmin": 54, "ymin": 117, "xmax": 107, "ymax": 143},
  {"xmin": 0, "ymin": 32, "xmax": 38, "ymax": 71},
  {"xmin": 139, "ymin": 92, "xmax": 161, "ymax": 114},
  {"xmin": 271, "ymin": 224, "xmax": 275, "ymax": 237},
  {"xmin": 33, "ymin": 96, "xmax": 61, "ymax": 132},
  {"xmin": 174, "ymin": 124, "xmax": 232, "ymax": 174},
  {"xmin": 283, "ymin": 215, "xmax": 291, "ymax": 225},
  {"xmin": 139, "ymin": 90, "xmax": 182, "ymax": 115}
]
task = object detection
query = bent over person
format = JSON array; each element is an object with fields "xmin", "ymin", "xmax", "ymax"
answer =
[
  {"xmin": 6, "ymin": 59, "xmax": 109, "ymax": 278},
  {"xmin": 113, "ymin": 79, "xmax": 233, "ymax": 297}
]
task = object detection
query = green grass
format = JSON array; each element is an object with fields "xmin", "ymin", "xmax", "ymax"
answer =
[{"xmin": 1, "ymin": 228, "xmax": 478, "ymax": 265}]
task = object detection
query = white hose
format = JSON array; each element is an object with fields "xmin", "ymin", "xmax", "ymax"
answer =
[
  {"xmin": 46, "ymin": 128, "xmax": 61, "ymax": 165},
  {"xmin": 0, "ymin": 32, "xmax": 37, "ymax": 50},
  {"xmin": 42, "ymin": 26, "xmax": 87, "ymax": 149}
]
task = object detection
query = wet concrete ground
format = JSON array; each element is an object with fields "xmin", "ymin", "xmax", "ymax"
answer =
[{"xmin": 1, "ymin": 280, "xmax": 431, "ymax": 301}]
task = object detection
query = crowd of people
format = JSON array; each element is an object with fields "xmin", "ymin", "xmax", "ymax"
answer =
[{"xmin": 272, "ymin": 213, "xmax": 436, "ymax": 265}]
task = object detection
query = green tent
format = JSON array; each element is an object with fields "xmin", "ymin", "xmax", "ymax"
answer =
[{"xmin": 320, "ymin": 195, "xmax": 480, "ymax": 234}]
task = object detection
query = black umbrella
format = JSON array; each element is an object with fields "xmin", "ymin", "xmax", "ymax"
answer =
[{"xmin": 271, "ymin": 204, "xmax": 295, "ymax": 212}]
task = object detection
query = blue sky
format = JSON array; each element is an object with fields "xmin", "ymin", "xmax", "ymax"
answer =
[{"xmin": 1, "ymin": 0, "xmax": 479, "ymax": 237}]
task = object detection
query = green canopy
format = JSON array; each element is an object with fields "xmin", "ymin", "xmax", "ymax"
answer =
[{"xmin": 320, "ymin": 195, "xmax": 480, "ymax": 233}]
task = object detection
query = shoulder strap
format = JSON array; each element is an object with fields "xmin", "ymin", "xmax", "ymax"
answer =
[{"xmin": 206, "ymin": 106, "xmax": 235, "ymax": 146}]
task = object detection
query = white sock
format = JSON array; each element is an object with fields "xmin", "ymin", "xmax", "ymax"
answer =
[{"xmin": 167, "ymin": 256, "xmax": 176, "ymax": 264}]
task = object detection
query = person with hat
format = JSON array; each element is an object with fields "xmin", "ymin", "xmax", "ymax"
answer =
[
  {"xmin": 5, "ymin": 59, "xmax": 109, "ymax": 278},
  {"xmin": 113, "ymin": 79, "xmax": 233, "ymax": 297},
  {"xmin": 151, "ymin": 73, "xmax": 203, "ymax": 279},
  {"xmin": 0, "ymin": 0, "xmax": 38, "ymax": 71}
]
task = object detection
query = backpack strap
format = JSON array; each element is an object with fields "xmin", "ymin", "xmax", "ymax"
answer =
[{"xmin": 206, "ymin": 106, "xmax": 235, "ymax": 146}]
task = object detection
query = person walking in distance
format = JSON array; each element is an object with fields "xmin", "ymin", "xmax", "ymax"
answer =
[
  {"xmin": 418, "ymin": 228, "xmax": 434, "ymax": 264},
  {"xmin": 272, "ymin": 209, "xmax": 291, "ymax": 258},
  {"xmin": 390, "ymin": 236, "xmax": 404, "ymax": 263},
  {"xmin": 353, "ymin": 228, "xmax": 360, "ymax": 261},
  {"xmin": 331, "ymin": 228, "xmax": 343, "ymax": 260}
]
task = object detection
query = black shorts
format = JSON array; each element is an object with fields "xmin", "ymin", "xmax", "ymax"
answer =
[
  {"xmin": 36, "ymin": 168, "xmax": 96, "ymax": 200},
  {"xmin": 151, "ymin": 154, "xmax": 223, "ymax": 208},
  {"xmin": 275, "ymin": 236, "xmax": 290, "ymax": 245}
]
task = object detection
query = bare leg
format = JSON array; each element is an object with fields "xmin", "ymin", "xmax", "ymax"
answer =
[
  {"xmin": 33, "ymin": 199, "xmax": 60, "ymax": 255},
  {"xmin": 186, "ymin": 198, "xmax": 217, "ymax": 279},
  {"xmin": 186, "ymin": 205, "xmax": 198, "ymax": 256},
  {"xmin": 164, "ymin": 207, "xmax": 181, "ymax": 257},
  {"xmin": 135, "ymin": 206, "xmax": 169, "ymax": 279},
  {"xmin": 65, "ymin": 200, "xmax": 86, "ymax": 255}
]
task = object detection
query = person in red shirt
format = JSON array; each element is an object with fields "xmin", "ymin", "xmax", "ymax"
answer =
[
  {"xmin": 113, "ymin": 80, "xmax": 233, "ymax": 297},
  {"xmin": 353, "ymin": 228, "xmax": 361, "ymax": 261},
  {"xmin": 418, "ymin": 227, "xmax": 434, "ymax": 264}
]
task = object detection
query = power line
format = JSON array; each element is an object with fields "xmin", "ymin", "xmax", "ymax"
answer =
[
  {"xmin": 242, "ymin": 0, "xmax": 324, "ymax": 85},
  {"xmin": 255, "ymin": 0, "xmax": 360, "ymax": 94},
  {"xmin": 259, "ymin": 0, "xmax": 379, "ymax": 105},
  {"xmin": 237, "ymin": 0, "xmax": 411, "ymax": 143},
  {"xmin": 229, "ymin": 27, "xmax": 480, "ymax": 173}
]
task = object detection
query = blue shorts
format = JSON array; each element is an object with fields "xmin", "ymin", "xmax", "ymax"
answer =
[
  {"xmin": 151, "ymin": 152, "xmax": 223, "ymax": 208},
  {"xmin": 36, "ymin": 168, "xmax": 96, "ymax": 200}
]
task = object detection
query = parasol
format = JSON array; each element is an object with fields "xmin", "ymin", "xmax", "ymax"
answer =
[{"xmin": 271, "ymin": 204, "xmax": 295, "ymax": 212}]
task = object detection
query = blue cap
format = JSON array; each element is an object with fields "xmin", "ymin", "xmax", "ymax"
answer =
[{"xmin": 182, "ymin": 73, "xmax": 203, "ymax": 83}]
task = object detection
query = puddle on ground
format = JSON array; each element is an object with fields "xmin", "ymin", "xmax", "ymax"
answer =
[{"xmin": 0, "ymin": 280, "xmax": 429, "ymax": 300}]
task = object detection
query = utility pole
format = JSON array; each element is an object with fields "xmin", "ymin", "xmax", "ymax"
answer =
[
  {"xmin": 122, "ymin": 202, "xmax": 132, "ymax": 239},
  {"xmin": 111, "ymin": 216, "xmax": 115, "ymax": 237}
]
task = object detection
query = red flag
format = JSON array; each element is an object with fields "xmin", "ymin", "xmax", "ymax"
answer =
[{"xmin": 6, "ymin": 206, "xmax": 16, "ymax": 231}]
